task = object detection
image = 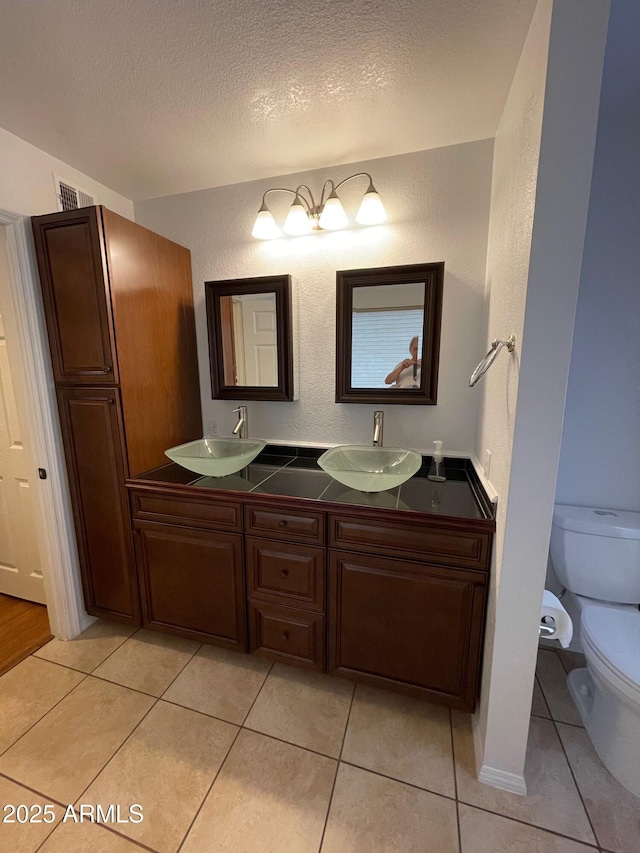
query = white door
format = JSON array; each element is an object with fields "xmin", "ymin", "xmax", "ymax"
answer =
[
  {"xmin": 240, "ymin": 294, "xmax": 278, "ymax": 386},
  {"xmin": 0, "ymin": 227, "xmax": 44, "ymax": 603}
]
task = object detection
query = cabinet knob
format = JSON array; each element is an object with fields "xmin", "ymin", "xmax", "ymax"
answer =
[
  {"xmin": 278, "ymin": 519, "xmax": 287, "ymax": 527},
  {"xmin": 280, "ymin": 569, "xmax": 289, "ymax": 579},
  {"xmin": 281, "ymin": 630, "xmax": 290, "ymax": 641}
]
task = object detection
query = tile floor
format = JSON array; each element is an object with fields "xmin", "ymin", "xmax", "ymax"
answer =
[{"xmin": 0, "ymin": 624, "xmax": 637, "ymax": 852}]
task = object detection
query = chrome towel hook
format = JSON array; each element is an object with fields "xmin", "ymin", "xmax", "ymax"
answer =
[{"xmin": 469, "ymin": 334, "xmax": 516, "ymax": 387}]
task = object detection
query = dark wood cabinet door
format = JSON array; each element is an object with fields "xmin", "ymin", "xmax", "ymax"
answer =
[
  {"xmin": 56, "ymin": 387, "xmax": 139, "ymax": 624},
  {"xmin": 134, "ymin": 522, "xmax": 246, "ymax": 650},
  {"xmin": 329, "ymin": 550, "xmax": 486, "ymax": 711},
  {"xmin": 32, "ymin": 208, "xmax": 117, "ymax": 384}
]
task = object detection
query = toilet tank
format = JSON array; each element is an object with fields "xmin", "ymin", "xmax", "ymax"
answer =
[{"xmin": 550, "ymin": 505, "xmax": 640, "ymax": 603}]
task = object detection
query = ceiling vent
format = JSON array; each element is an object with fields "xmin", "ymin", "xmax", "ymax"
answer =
[{"xmin": 53, "ymin": 174, "xmax": 96, "ymax": 212}]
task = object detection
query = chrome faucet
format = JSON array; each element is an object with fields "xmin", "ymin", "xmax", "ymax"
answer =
[
  {"xmin": 372, "ymin": 411, "xmax": 384, "ymax": 447},
  {"xmin": 232, "ymin": 406, "xmax": 248, "ymax": 439}
]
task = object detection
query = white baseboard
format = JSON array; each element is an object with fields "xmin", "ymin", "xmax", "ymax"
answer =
[
  {"xmin": 78, "ymin": 613, "xmax": 98, "ymax": 634},
  {"xmin": 477, "ymin": 764, "xmax": 528, "ymax": 796},
  {"xmin": 473, "ymin": 716, "xmax": 527, "ymax": 796}
]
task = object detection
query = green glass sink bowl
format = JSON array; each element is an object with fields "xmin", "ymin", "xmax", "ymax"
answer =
[
  {"xmin": 318, "ymin": 445, "xmax": 422, "ymax": 492},
  {"xmin": 165, "ymin": 438, "xmax": 266, "ymax": 477}
]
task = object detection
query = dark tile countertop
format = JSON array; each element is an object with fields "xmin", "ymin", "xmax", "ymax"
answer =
[{"xmin": 132, "ymin": 445, "xmax": 496, "ymax": 523}]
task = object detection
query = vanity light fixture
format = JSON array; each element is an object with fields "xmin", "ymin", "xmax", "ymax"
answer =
[{"xmin": 251, "ymin": 172, "xmax": 387, "ymax": 240}]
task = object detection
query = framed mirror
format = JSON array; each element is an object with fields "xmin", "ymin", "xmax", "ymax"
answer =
[
  {"xmin": 335, "ymin": 263, "xmax": 443, "ymax": 404},
  {"xmin": 205, "ymin": 274, "xmax": 294, "ymax": 401}
]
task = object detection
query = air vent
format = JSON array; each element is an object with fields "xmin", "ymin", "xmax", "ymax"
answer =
[{"xmin": 53, "ymin": 174, "xmax": 96, "ymax": 212}]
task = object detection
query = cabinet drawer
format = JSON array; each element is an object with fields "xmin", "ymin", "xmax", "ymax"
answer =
[
  {"xmin": 131, "ymin": 490, "xmax": 242, "ymax": 532},
  {"xmin": 329, "ymin": 514, "xmax": 491, "ymax": 570},
  {"xmin": 249, "ymin": 602, "xmax": 325, "ymax": 670},
  {"xmin": 247, "ymin": 537, "xmax": 324, "ymax": 611},
  {"xmin": 245, "ymin": 504, "xmax": 324, "ymax": 544}
]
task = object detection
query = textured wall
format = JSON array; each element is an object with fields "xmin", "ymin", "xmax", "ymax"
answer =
[
  {"xmin": 555, "ymin": 0, "xmax": 640, "ymax": 513},
  {"xmin": 472, "ymin": 0, "xmax": 552, "ymax": 781},
  {"xmin": 135, "ymin": 142, "xmax": 493, "ymax": 454},
  {"xmin": 0, "ymin": 127, "xmax": 133, "ymax": 218},
  {"xmin": 473, "ymin": 0, "xmax": 609, "ymax": 788}
]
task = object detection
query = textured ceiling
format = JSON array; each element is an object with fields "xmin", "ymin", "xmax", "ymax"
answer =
[{"xmin": 0, "ymin": 0, "xmax": 536, "ymax": 200}]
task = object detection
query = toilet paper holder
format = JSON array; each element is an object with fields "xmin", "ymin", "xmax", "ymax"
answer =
[{"xmin": 539, "ymin": 615, "xmax": 556, "ymax": 637}]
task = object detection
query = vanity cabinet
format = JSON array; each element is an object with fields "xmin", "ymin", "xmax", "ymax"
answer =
[
  {"xmin": 134, "ymin": 523, "xmax": 246, "ymax": 649},
  {"xmin": 328, "ymin": 551, "xmax": 486, "ymax": 708},
  {"xmin": 32, "ymin": 207, "xmax": 201, "ymax": 625},
  {"xmin": 130, "ymin": 492, "xmax": 246, "ymax": 649},
  {"xmin": 126, "ymin": 478, "xmax": 493, "ymax": 710},
  {"xmin": 327, "ymin": 511, "xmax": 491, "ymax": 708}
]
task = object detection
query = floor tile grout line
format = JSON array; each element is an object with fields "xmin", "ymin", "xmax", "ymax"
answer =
[
  {"xmin": 175, "ymin": 725, "xmax": 244, "ymax": 853},
  {"xmin": 317, "ymin": 681, "xmax": 355, "ymax": 852},
  {"xmin": 157, "ymin": 641, "xmax": 204, "ymax": 699},
  {"xmin": 0, "ymin": 670, "xmax": 90, "ymax": 761},
  {"xmin": 72, "ymin": 694, "xmax": 161, "ymax": 807},
  {"xmin": 22, "ymin": 653, "xmax": 95, "ymax": 679},
  {"xmin": 534, "ymin": 672, "xmax": 553, "ymax": 719},
  {"xmin": 239, "ymin": 660, "xmax": 274, "ymax": 726},
  {"xmin": 172, "ymin": 661, "xmax": 274, "ymax": 850},
  {"xmin": 89, "ymin": 821, "xmax": 161, "ymax": 853},
  {"xmin": 339, "ymin": 759, "xmax": 458, "ymax": 804},
  {"xmin": 241, "ymin": 723, "xmax": 346, "ymax": 763},
  {"xmin": 456, "ymin": 799, "xmax": 602, "ymax": 850},
  {"xmin": 449, "ymin": 709, "xmax": 463, "ymax": 853},
  {"xmin": 34, "ymin": 624, "xmax": 136, "ymax": 677},
  {"xmin": 551, "ymin": 716, "xmax": 602, "ymax": 850},
  {"xmin": 38, "ymin": 815, "xmax": 161, "ymax": 853},
  {"xmin": 86, "ymin": 671, "xmax": 167, "ymax": 699},
  {"xmin": 0, "ymin": 771, "xmax": 69, "ymax": 808}
]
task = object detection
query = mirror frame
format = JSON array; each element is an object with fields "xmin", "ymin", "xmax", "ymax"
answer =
[
  {"xmin": 335, "ymin": 262, "xmax": 444, "ymax": 405},
  {"xmin": 205, "ymin": 274, "xmax": 294, "ymax": 401}
]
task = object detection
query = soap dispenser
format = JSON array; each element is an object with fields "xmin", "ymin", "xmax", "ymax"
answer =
[{"xmin": 428, "ymin": 440, "xmax": 446, "ymax": 482}]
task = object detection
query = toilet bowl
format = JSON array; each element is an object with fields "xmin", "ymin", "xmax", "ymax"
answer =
[
  {"xmin": 550, "ymin": 504, "xmax": 640, "ymax": 797},
  {"xmin": 567, "ymin": 604, "xmax": 640, "ymax": 797}
]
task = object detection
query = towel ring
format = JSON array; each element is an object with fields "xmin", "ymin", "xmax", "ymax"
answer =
[{"xmin": 469, "ymin": 334, "xmax": 516, "ymax": 387}]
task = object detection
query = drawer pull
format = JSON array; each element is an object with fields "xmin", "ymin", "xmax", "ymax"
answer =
[
  {"xmin": 278, "ymin": 519, "xmax": 287, "ymax": 527},
  {"xmin": 281, "ymin": 630, "xmax": 290, "ymax": 641},
  {"xmin": 280, "ymin": 569, "xmax": 289, "ymax": 579}
]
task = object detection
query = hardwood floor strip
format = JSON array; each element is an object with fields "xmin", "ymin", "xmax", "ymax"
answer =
[{"xmin": 0, "ymin": 593, "xmax": 52, "ymax": 676}]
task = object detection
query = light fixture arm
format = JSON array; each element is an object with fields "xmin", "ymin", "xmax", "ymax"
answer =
[
  {"xmin": 333, "ymin": 172, "xmax": 376, "ymax": 194},
  {"xmin": 261, "ymin": 185, "xmax": 317, "ymax": 218}
]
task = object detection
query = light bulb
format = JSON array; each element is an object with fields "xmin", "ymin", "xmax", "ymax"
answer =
[
  {"xmin": 283, "ymin": 197, "xmax": 312, "ymax": 236},
  {"xmin": 319, "ymin": 192, "xmax": 348, "ymax": 230},
  {"xmin": 356, "ymin": 185, "xmax": 387, "ymax": 225},
  {"xmin": 251, "ymin": 204, "xmax": 281, "ymax": 239}
]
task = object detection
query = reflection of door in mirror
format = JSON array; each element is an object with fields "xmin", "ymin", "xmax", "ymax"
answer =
[
  {"xmin": 220, "ymin": 296, "xmax": 237, "ymax": 385},
  {"xmin": 351, "ymin": 283, "xmax": 425, "ymax": 389},
  {"xmin": 221, "ymin": 293, "xmax": 278, "ymax": 387}
]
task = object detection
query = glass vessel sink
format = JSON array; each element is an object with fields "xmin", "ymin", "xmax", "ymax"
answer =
[
  {"xmin": 318, "ymin": 445, "xmax": 422, "ymax": 493},
  {"xmin": 165, "ymin": 438, "xmax": 266, "ymax": 477}
]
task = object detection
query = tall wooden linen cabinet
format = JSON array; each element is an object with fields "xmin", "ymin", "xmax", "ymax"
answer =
[{"xmin": 32, "ymin": 207, "xmax": 202, "ymax": 625}]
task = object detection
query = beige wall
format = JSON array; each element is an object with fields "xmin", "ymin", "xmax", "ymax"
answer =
[
  {"xmin": 0, "ymin": 126, "xmax": 133, "ymax": 218},
  {"xmin": 135, "ymin": 141, "xmax": 493, "ymax": 454},
  {"xmin": 473, "ymin": 0, "xmax": 610, "ymax": 790}
]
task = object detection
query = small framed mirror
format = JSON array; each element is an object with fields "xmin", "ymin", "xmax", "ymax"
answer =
[
  {"xmin": 335, "ymin": 263, "xmax": 444, "ymax": 404},
  {"xmin": 205, "ymin": 274, "xmax": 294, "ymax": 401}
]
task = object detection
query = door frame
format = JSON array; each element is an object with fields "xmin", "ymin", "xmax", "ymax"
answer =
[{"xmin": 0, "ymin": 208, "xmax": 89, "ymax": 639}]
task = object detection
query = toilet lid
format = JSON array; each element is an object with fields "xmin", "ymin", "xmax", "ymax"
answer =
[{"xmin": 582, "ymin": 606, "xmax": 640, "ymax": 692}]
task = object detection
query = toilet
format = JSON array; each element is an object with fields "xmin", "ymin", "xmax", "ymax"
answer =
[{"xmin": 550, "ymin": 504, "xmax": 640, "ymax": 798}]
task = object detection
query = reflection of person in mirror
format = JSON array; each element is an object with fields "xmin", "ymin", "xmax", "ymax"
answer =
[{"xmin": 385, "ymin": 336, "xmax": 421, "ymax": 388}]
